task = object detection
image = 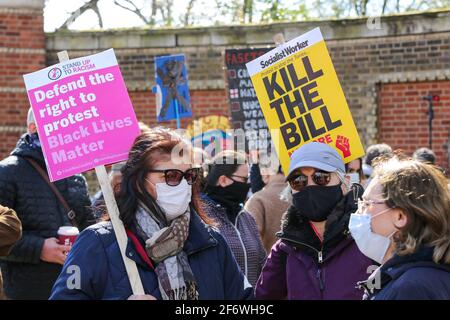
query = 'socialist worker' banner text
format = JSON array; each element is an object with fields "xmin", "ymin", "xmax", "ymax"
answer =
[{"xmin": 246, "ymin": 27, "xmax": 364, "ymax": 173}]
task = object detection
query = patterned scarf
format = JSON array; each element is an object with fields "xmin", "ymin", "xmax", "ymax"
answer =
[{"xmin": 135, "ymin": 203, "xmax": 199, "ymax": 300}]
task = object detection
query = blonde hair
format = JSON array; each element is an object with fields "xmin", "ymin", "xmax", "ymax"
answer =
[{"xmin": 374, "ymin": 156, "xmax": 450, "ymax": 264}]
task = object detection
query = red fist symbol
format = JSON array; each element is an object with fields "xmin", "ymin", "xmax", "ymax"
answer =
[{"xmin": 335, "ymin": 135, "xmax": 351, "ymax": 158}]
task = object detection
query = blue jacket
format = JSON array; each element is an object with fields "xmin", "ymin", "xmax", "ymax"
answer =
[
  {"xmin": 49, "ymin": 212, "xmax": 253, "ymax": 300},
  {"xmin": 361, "ymin": 246, "xmax": 450, "ymax": 300}
]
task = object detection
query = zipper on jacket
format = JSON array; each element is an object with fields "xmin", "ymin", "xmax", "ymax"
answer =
[
  {"xmin": 317, "ymin": 249, "xmax": 324, "ymax": 292},
  {"xmin": 280, "ymin": 236, "xmax": 326, "ymax": 292},
  {"xmin": 233, "ymin": 211, "xmax": 248, "ymax": 277},
  {"xmin": 316, "ymin": 268, "xmax": 325, "ymax": 291}
]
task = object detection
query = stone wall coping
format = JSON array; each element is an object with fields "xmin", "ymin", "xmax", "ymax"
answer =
[
  {"xmin": 0, "ymin": 48, "xmax": 46, "ymax": 54},
  {"xmin": 0, "ymin": 126, "xmax": 26, "ymax": 133},
  {"xmin": 46, "ymin": 9, "xmax": 450, "ymax": 50},
  {"xmin": 0, "ymin": 87, "xmax": 27, "ymax": 93},
  {"xmin": 377, "ymin": 70, "xmax": 450, "ymax": 83}
]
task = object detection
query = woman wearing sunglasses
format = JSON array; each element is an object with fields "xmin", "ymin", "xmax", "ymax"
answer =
[
  {"xmin": 255, "ymin": 142, "xmax": 373, "ymax": 300},
  {"xmin": 349, "ymin": 155, "xmax": 450, "ymax": 300},
  {"xmin": 202, "ymin": 150, "xmax": 266, "ymax": 287},
  {"xmin": 50, "ymin": 128, "xmax": 253, "ymax": 300}
]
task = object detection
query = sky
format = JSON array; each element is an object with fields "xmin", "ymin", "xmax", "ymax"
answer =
[
  {"xmin": 43, "ymin": 0, "xmax": 218, "ymax": 32},
  {"xmin": 44, "ymin": 0, "xmax": 149, "ymax": 31},
  {"xmin": 43, "ymin": 0, "xmax": 445, "ymax": 32}
]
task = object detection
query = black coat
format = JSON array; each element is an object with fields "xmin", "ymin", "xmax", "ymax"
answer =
[{"xmin": 0, "ymin": 134, "xmax": 95, "ymax": 299}]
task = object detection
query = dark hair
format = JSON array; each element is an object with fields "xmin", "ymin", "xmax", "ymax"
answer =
[
  {"xmin": 115, "ymin": 127, "xmax": 212, "ymax": 227},
  {"xmin": 205, "ymin": 150, "xmax": 247, "ymax": 186},
  {"xmin": 413, "ymin": 147, "xmax": 436, "ymax": 165},
  {"xmin": 365, "ymin": 143, "xmax": 393, "ymax": 166},
  {"xmin": 345, "ymin": 157, "xmax": 364, "ymax": 182}
]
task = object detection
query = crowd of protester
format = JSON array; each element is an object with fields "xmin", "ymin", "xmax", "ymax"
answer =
[{"xmin": 0, "ymin": 109, "xmax": 449, "ymax": 300}]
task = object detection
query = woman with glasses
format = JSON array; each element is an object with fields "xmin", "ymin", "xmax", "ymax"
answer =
[
  {"xmin": 349, "ymin": 155, "xmax": 450, "ymax": 300},
  {"xmin": 50, "ymin": 128, "xmax": 253, "ymax": 300},
  {"xmin": 202, "ymin": 150, "xmax": 266, "ymax": 287},
  {"xmin": 345, "ymin": 158, "xmax": 366, "ymax": 187},
  {"xmin": 255, "ymin": 142, "xmax": 373, "ymax": 300}
]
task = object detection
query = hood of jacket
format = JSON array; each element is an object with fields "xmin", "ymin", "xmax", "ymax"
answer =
[{"xmin": 11, "ymin": 133, "xmax": 46, "ymax": 166}]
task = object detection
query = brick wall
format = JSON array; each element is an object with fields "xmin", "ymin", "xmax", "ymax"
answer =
[
  {"xmin": 1, "ymin": 7, "xmax": 450, "ymax": 177},
  {"xmin": 0, "ymin": 0, "xmax": 46, "ymax": 156},
  {"xmin": 128, "ymin": 89, "xmax": 229, "ymax": 129},
  {"xmin": 379, "ymin": 81, "xmax": 450, "ymax": 171},
  {"xmin": 44, "ymin": 11, "xmax": 450, "ymax": 164}
]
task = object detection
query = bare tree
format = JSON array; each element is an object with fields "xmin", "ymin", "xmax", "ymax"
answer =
[
  {"xmin": 163, "ymin": 0, "xmax": 174, "ymax": 26},
  {"xmin": 243, "ymin": 0, "xmax": 253, "ymax": 23},
  {"xmin": 55, "ymin": 0, "xmax": 450, "ymax": 30},
  {"xmin": 112, "ymin": 0, "xmax": 175, "ymax": 27},
  {"xmin": 352, "ymin": 0, "xmax": 370, "ymax": 16},
  {"xmin": 269, "ymin": 0, "xmax": 280, "ymax": 20},
  {"xmin": 113, "ymin": 0, "xmax": 150, "ymax": 24},
  {"xmin": 58, "ymin": 0, "xmax": 103, "ymax": 30},
  {"xmin": 381, "ymin": 0, "xmax": 388, "ymax": 14},
  {"xmin": 406, "ymin": 0, "xmax": 429, "ymax": 11},
  {"xmin": 184, "ymin": 0, "xmax": 197, "ymax": 25}
]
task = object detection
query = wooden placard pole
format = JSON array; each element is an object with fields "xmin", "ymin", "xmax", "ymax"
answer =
[{"xmin": 57, "ymin": 50, "xmax": 145, "ymax": 296}]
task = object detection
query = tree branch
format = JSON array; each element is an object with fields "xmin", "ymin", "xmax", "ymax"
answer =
[
  {"xmin": 113, "ymin": 0, "xmax": 150, "ymax": 24},
  {"xmin": 165, "ymin": 0, "xmax": 173, "ymax": 26},
  {"xmin": 382, "ymin": 0, "xmax": 388, "ymax": 14},
  {"xmin": 58, "ymin": 0, "xmax": 101, "ymax": 30},
  {"xmin": 184, "ymin": 0, "xmax": 196, "ymax": 26},
  {"xmin": 91, "ymin": 1, "xmax": 103, "ymax": 28},
  {"xmin": 362, "ymin": 0, "xmax": 369, "ymax": 16},
  {"xmin": 406, "ymin": 0, "xmax": 427, "ymax": 11}
]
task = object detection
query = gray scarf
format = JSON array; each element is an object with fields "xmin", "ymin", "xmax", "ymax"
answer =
[{"xmin": 135, "ymin": 203, "xmax": 199, "ymax": 300}]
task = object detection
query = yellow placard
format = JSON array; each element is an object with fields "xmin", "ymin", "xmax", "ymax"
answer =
[{"xmin": 246, "ymin": 27, "xmax": 364, "ymax": 174}]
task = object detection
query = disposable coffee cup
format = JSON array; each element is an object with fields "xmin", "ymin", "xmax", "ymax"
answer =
[{"xmin": 57, "ymin": 226, "xmax": 79, "ymax": 246}]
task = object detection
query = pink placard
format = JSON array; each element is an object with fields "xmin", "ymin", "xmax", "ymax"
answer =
[{"xmin": 24, "ymin": 49, "xmax": 140, "ymax": 181}]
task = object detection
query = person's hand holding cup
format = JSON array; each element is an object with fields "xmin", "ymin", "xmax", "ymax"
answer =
[
  {"xmin": 57, "ymin": 226, "xmax": 79, "ymax": 258},
  {"xmin": 57, "ymin": 226, "xmax": 79, "ymax": 247}
]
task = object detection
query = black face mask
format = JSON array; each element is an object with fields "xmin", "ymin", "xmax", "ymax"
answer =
[
  {"xmin": 292, "ymin": 184, "xmax": 343, "ymax": 222},
  {"xmin": 207, "ymin": 180, "xmax": 250, "ymax": 206}
]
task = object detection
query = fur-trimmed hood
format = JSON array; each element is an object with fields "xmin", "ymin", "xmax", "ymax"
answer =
[{"xmin": 277, "ymin": 183, "xmax": 364, "ymax": 259}]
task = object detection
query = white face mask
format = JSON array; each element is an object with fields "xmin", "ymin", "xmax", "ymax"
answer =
[
  {"xmin": 348, "ymin": 208, "xmax": 395, "ymax": 264},
  {"xmin": 347, "ymin": 172, "xmax": 360, "ymax": 185},
  {"xmin": 148, "ymin": 178, "xmax": 192, "ymax": 221}
]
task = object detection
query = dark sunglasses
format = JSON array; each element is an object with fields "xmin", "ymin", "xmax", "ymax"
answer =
[
  {"xmin": 288, "ymin": 170, "xmax": 332, "ymax": 191},
  {"xmin": 227, "ymin": 174, "xmax": 249, "ymax": 183},
  {"xmin": 148, "ymin": 168, "xmax": 200, "ymax": 186}
]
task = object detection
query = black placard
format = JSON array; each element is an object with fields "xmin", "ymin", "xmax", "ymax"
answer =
[{"xmin": 225, "ymin": 48, "xmax": 273, "ymax": 152}]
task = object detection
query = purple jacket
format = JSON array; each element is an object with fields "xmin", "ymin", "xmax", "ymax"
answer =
[{"xmin": 255, "ymin": 184, "xmax": 374, "ymax": 300}]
